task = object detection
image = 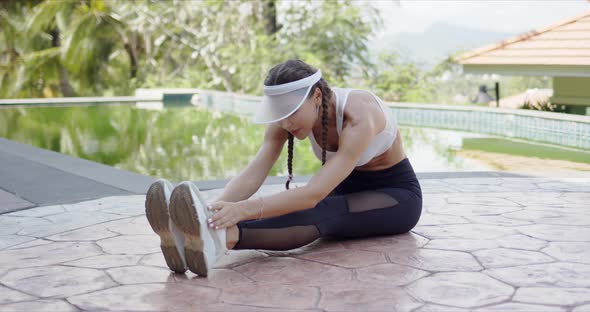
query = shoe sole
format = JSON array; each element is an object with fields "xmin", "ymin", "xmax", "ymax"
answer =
[
  {"xmin": 169, "ymin": 183, "xmax": 209, "ymax": 277},
  {"xmin": 145, "ymin": 182, "xmax": 186, "ymax": 274}
]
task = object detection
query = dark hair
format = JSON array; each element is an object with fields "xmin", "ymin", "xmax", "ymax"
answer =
[{"xmin": 264, "ymin": 60, "xmax": 332, "ymax": 190}]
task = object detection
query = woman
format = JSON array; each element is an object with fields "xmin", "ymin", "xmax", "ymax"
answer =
[{"xmin": 145, "ymin": 60, "xmax": 422, "ymax": 277}]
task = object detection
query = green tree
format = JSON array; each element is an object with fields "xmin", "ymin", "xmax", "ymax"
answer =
[{"xmin": 368, "ymin": 52, "xmax": 432, "ymax": 102}]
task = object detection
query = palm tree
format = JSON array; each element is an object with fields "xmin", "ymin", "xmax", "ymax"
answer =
[
  {"xmin": 0, "ymin": 1, "xmax": 42, "ymax": 98},
  {"xmin": 1, "ymin": 0, "xmax": 139, "ymax": 97},
  {"xmin": 26, "ymin": 0, "xmax": 132, "ymax": 96}
]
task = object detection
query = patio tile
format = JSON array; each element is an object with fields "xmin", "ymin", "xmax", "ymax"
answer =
[
  {"xmin": 175, "ymin": 268, "xmax": 253, "ymax": 288},
  {"xmin": 485, "ymin": 263, "xmax": 590, "ymax": 287},
  {"xmin": 416, "ymin": 213, "xmax": 469, "ymax": 226},
  {"xmin": 0, "ymin": 241, "xmax": 101, "ymax": 269},
  {"xmin": 414, "ymin": 304, "xmax": 469, "ymax": 311},
  {"xmin": 443, "ymin": 178, "xmax": 504, "ymax": 185},
  {"xmin": 233, "ymin": 257, "xmax": 352, "ymax": 286},
  {"xmin": 214, "ymin": 249, "xmax": 269, "ymax": 269},
  {"xmin": 0, "ymin": 285, "xmax": 35, "ymax": 304},
  {"xmin": 387, "ymin": 249, "xmax": 482, "ymax": 272},
  {"xmin": 318, "ymin": 283, "xmax": 422, "ymax": 312},
  {"xmin": 67, "ymin": 283, "xmax": 219, "ymax": 311},
  {"xmin": 414, "ymin": 223, "xmax": 515, "ymax": 240},
  {"xmin": 504, "ymin": 210, "xmax": 590, "ymax": 226},
  {"xmin": 518, "ymin": 224, "xmax": 590, "ymax": 242},
  {"xmin": 296, "ymin": 249, "xmax": 387, "ymax": 268},
  {"xmin": 542, "ymin": 242, "xmax": 590, "ymax": 264},
  {"xmin": 495, "ymin": 234, "xmax": 548, "ymax": 251},
  {"xmin": 138, "ymin": 252, "xmax": 172, "ymax": 269},
  {"xmin": 45, "ymin": 223, "xmax": 120, "ymax": 241},
  {"xmin": 64, "ymin": 254, "xmax": 142, "ymax": 269},
  {"xmin": 561, "ymin": 192, "xmax": 590, "ymax": 203},
  {"xmin": 537, "ymin": 181, "xmax": 589, "ymax": 192},
  {"xmin": 430, "ymin": 204, "xmax": 522, "ymax": 217},
  {"xmin": 96, "ymin": 234, "xmax": 160, "ymax": 255},
  {"xmin": 356, "ymin": 263, "xmax": 429, "ymax": 287},
  {"xmin": 503, "ymin": 192, "xmax": 565, "ymax": 206},
  {"xmin": 406, "ymin": 272, "xmax": 513, "ymax": 308},
  {"xmin": 107, "ymin": 218, "xmax": 155, "ymax": 235},
  {"xmin": 4, "ymin": 238, "xmax": 53, "ymax": 250},
  {"xmin": 17, "ymin": 211, "xmax": 126, "ymax": 237},
  {"xmin": 573, "ymin": 304, "xmax": 590, "ymax": 312},
  {"xmin": 474, "ymin": 302, "xmax": 567, "ymax": 311},
  {"xmin": 220, "ymin": 283, "xmax": 318, "ymax": 309},
  {"xmin": 6, "ymin": 204, "xmax": 65, "ymax": 217},
  {"xmin": 0, "ymin": 299, "xmax": 78, "ymax": 312},
  {"xmin": 106, "ymin": 265, "xmax": 176, "ymax": 284},
  {"xmin": 0, "ymin": 235, "xmax": 36, "ymax": 250},
  {"xmin": 2, "ymin": 265, "xmax": 115, "ymax": 298},
  {"xmin": 472, "ymin": 248, "xmax": 555, "ymax": 268},
  {"xmin": 0, "ymin": 215, "xmax": 53, "ymax": 235},
  {"xmin": 445, "ymin": 194, "xmax": 520, "ymax": 206},
  {"xmin": 465, "ymin": 215, "xmax": 533, "ymax": 226},
  {"xmin": 424, "ymin": 239, "xmax": 498, "ymax": 251},
  {"xmin": 513, "ymin": 287, "xmax": 590, "ymax": 306},
  {"xmin": 340, "ymin": 232, "xmax": 429, "ymax": 252},
  {"xmin": 1, "ymin": 176, "xmax": 588, "ymax": 310}
]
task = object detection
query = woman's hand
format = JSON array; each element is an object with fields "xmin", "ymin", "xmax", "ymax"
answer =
[{"xmin": 206, "ymin": 201, "xmax": 250, "ymax": 229}]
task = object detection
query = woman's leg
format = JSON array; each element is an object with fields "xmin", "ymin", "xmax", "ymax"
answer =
[
  {"xmin": 321, "ymin": 188, "xmax": 422, "ymax": 239},
  {"xmin": 233, "ymin": 195, "xmax": 348, "ymax": 250},
  {"xmin": 231, "ymin": 187, "xmax": 422, "ymax": 250}
]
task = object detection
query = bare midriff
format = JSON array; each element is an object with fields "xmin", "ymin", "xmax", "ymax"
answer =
[{"xmin": 354, "ymin": 130, "xmax": 407, "ymax": 171}]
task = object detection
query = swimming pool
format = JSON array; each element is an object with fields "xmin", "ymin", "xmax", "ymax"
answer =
[{"xmin": 1, "ymin": 105, "xmax": 588, "ymax": 181}]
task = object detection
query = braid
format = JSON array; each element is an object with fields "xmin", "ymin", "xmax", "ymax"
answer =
[
  {"xmin": 285, "ymin": 133, "xmax": 294, "ymax": 190},
  {"xmin": 321, "ymin": 94, "xmax": 328, "ymax": 165}
]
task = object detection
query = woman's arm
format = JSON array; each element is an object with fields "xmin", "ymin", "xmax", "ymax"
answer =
[
  {"xmin": 211, "ymin": 123, "xmax": 287, "ymax": 203},
  {"xmin": 208, "ymin": 93, "xmax": 384, "ymax": 228},
  {"xmin": 238, "ymin": 112, "xmax": 378, "ymax": 220}
]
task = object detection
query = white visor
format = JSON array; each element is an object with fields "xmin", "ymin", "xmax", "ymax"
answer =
[{"xmin": 252, "ymin": 70, "xmax": 322, "ymax": 124}]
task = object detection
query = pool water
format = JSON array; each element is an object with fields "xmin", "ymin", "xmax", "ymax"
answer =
[{"xmin": 1, "ymin": 105, "xmax": 588, "ymax": 181}]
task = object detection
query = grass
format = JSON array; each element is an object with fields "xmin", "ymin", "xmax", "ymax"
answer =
[{"xmin": 462, "ymin": 138, "xmax": 590, "ymax": 165}]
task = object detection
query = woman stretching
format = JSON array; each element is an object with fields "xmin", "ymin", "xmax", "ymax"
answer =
[{"xmin": 145, "ymin": 60, "xmax": 422, "ymax": 277}]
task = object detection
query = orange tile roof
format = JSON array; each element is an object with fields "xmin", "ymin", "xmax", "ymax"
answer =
[{"xmin": 458, "ymin": 10, "xmax": 590, "ymax": 66}]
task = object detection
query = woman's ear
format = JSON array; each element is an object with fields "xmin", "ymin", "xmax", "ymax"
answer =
[{"xmin": 314, "ymin": 87, "xmax": 322, "ymax": 102}]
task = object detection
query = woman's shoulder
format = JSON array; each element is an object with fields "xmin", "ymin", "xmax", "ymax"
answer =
[
  {"xmin": 345, "ymin": 88, "xmax": 381, "ymax": 108},
  {"xmin": 340, "ymin": 88, "xmax": 389, "ymax": 130}
]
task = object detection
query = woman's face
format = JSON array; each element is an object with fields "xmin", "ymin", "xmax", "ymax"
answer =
[{"xmin": 278, "ymin": 88, "xmax": 322, "ymax": 140}]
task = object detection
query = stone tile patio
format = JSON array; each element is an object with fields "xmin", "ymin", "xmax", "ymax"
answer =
[{"xmin": 1, "ymin": 176, "xmax": 589, "ymax": 311}]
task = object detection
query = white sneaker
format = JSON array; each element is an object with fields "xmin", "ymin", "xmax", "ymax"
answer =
[
  {"xmin": 169, "ymin": 181, "xmax": 227, "ymax": 277},
  {"xmin": 145, "ymin": 179, "xmax": 187, "ymax": 273}
]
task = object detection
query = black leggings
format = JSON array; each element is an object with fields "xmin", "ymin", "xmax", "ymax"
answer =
[{"xmin": 234, "ymin": 158, "xmax": 422, "ymax": 250}]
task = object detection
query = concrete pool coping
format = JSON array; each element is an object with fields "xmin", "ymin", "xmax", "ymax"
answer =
[{"xmin": 1, "ymin": 138, "xmax": 524, "ymax": 214}]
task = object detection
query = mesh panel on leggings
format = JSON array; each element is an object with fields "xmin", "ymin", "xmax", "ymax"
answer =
[
  {"xmin": 233, "ymin": 225, "xmax": 320, "ymax": 251},
  {"xmin": 233, "ymin": 191, "xmax": 404, "ymax": 250},
  {"xmin": 345, "ymin": 191, "xmax": 399, "ymax": 213}
]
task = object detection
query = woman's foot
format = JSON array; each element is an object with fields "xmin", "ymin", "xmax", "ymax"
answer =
[
  {"xmin": 145, "ymin": 179, "xmax": 187, "ymax": 273},
  {"xmin": 169, "ymin": 181, "xmax": 227, "ymax": 277}
]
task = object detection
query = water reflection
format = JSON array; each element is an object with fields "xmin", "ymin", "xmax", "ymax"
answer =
[{"xmin": 1, "ymin": 106, "xmax": 586, "ymax": 181}]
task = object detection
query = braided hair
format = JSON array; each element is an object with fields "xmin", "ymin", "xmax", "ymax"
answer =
[{"xmin": 264, "ymin": 60, "xmax": 332, "ymax": 190}]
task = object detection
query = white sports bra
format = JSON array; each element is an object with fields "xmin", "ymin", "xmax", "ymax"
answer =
[{"xmin": 308, "ymin": 87, "xmax": 397, "ymax": 166}]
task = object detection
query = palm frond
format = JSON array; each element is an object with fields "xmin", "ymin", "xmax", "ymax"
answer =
[{"xmin": 26, "ymin": 0, "xmax": 76, "ymax": 33}]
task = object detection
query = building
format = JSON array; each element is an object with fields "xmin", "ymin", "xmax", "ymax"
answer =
[{"xmin": 458, "ymin": 10, "xmax": 590, "ymax": 115}]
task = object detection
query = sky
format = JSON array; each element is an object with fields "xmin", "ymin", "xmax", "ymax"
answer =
[{"xmin": 371, "ymin": 0, "xmax": 590, "ymax": 35}]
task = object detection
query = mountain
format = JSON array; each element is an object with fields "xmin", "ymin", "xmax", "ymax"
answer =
[{"xmin": 371, "ymin": 22, "xmax": 516, "ymax": 68}]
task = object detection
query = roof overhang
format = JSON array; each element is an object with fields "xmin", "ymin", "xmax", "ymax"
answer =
[{"xmin": 462, "ymin": 64, "xmax": 590, "ymax": 78}]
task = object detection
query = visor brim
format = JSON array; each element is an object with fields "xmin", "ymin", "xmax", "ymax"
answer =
[{"xmin": 252, "ymin": 86, "xmax": 311, "ymax": 124}]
